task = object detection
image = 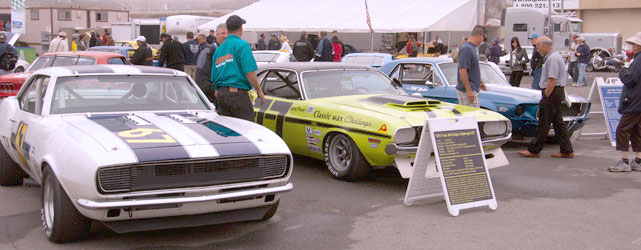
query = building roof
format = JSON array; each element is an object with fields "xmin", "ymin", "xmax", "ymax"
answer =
[{"xmin": 0, "ymin": 0, "xmax": 126, "ymax": 10}]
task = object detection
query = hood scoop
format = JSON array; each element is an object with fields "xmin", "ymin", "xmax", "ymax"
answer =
[{"xmin": 363, "ymin": 95, "xmax": 440, "ymax": 107}]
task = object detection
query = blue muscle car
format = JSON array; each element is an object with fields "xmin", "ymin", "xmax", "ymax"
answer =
[{"xmin": 380, "ymin": 58, "xmax": 591, "ymax": 138}]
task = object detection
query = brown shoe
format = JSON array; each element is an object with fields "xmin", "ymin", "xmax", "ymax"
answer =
[
  {"xmin": 518, "ymin": 150, "xmax": 540, "ymax": 158},
  {"xmin": 551, "ymin": 153, "xmax": 574, "ymax": 158}
]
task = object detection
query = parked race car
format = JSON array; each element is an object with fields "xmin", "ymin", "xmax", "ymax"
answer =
[
  {"xmin": 0, "ymin": 51, "xmax": 128, "ymax": 98},
  {"xmin": 253, "ymin": 51, "xmax": 295, "ymax": 65},
  {"xmin": 88, "ymin": 46, "xmax": 160, "ymax": 66},
  {"xmin": 380, "ymin": 58, "xmax": 591, "ymax": 139},
  {"xmin": 341, "ymin": 53, "xmax": 395, "ymax": 68},
  {"xmin": 252, "ymin": 63, "xmax": 511, "ymax": 180},
  {"xmin": 0, "ymin": 65, "xmax": 293, "ymax": 242}
]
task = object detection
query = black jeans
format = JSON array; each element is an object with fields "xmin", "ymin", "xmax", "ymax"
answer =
[
  {"xmin": 616, "ymin": 112, "xmax": 641, "ymax": 152},
  {"xmin": 215, "ymin": 87, "xmax": 255, "ymax": 122},
  {"xmin": 568, "ymin": 61, "xmax": 578, "ymax": 83},
  {"xmin": 509, "ymin": 70, "xmax": 524, "ymax": 87},
  {"xmin": 528, "ymin": 87, "xmax": 573, "ymax": 154}
]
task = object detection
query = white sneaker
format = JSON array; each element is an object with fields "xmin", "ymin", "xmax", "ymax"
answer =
[{"xmin": 608, "ymin": 160, "xmax": 631, "ymax": 172}]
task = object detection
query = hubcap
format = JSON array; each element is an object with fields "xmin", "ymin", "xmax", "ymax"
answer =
[
  {"xmin": 43, "ymin": 176, "xmax": 55, "ymax": 232},
  {"xmin": 329, "ymin": 135, "xmax": 352, "ymax": 172}
]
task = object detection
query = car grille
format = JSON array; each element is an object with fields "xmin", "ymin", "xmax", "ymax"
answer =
[
  {"xmin": 97, "ymin": 155, "xmax": 290, "ymax": 194},
  {"xmin": 397, "ymin": 123, "xmax": 507, "ymax": 147}
]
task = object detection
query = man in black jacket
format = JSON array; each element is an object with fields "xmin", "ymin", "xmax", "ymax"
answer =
[
  {"xmin": 609, "ymin": 32, "xmax": 641, "ymax": 172},
  {"xmin": 267, "ymin": 33, "xmax": 281, "ymax": 50},
  {"xmin": 131, "ymin": 36, "xmax": 153, "ymax": 66},
  {"xmin": 158, "ymin": 33, "xmax": 186, "ymax": 71},
  {"xmin": 293, "ymin": 31, "xmax": 314, "ymax": 61}
]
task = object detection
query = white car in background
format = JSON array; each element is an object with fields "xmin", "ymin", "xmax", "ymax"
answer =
[
  {"xmin": 499, "ymin": 46, "xmax": 534, "ymax": 75},
  {"xmin": 253, "ymin": 51, "xmax": 295, "ymax": 65},
  {"xmin": 0, "ymin": 65, "xmax": 293, "ymax": 243}
]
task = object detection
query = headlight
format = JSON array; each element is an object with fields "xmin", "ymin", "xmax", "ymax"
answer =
[
  {"xmin": 514, "ymin": 105, "xmax": 525, "ymax": 116},
  {"xmin": 394, "ymin": 127, "xmax": 416, "ymax": 144},
  {"xmin": 481, "ymin": 121, "xmax": 508, "ymax": 137}
]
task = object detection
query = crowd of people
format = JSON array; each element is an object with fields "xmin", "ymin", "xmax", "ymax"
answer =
[{"xmin": 256, "ymin": 30, "xmax": 346, "ymax": 62}]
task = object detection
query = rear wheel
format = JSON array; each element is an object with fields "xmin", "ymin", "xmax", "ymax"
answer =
[
  {"xmin": 41, "ymin": 166, "xmax": 91, "ymax": 243},
  {"xmin": 0, "ymin": 145, "xmax": 24, "ymax": 186},
  {"xmin": 323, "ymin": 133, "xmax": 370, "ymax": 180}
]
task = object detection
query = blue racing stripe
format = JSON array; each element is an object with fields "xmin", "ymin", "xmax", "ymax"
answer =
[
  {"xmin": 158, "ymin": 113, "xmax": 262, "ymax": 156},
  {"xmin": 88, "ymin": 115, "xmax": 191, "ymax": 162}
]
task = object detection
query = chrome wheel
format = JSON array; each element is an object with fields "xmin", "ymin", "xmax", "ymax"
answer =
[
  {"xmin": 329, "ymin": 135, "xmax": 352, "ymax": 172},
  {"xmin": 43, "ymin": 175, "xmax": 55, "ymax": 236}
]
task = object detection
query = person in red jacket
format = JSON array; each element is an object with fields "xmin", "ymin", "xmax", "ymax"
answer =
[
  {"xmin": 406, "ymin": 35, "xmax": 422, "ymax": 57},
  {"xmin": 332, "ymin": 36, "xmax": 343, "ymax": 62}
]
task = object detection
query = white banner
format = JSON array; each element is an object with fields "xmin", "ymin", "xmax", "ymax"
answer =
[
  {"xmin": 513, "ymin": 0, "xmax": 579, "ymax": 10},
  {"xmin": 11, "ymin": 0, "xmax": 26, "ymax": 34}
]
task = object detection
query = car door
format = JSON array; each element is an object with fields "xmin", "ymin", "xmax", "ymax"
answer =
[
  {"xmin": 254, "ymin": 69, "xmax": 308, "ymax": 153},
  {"xmin": 389, "ymin": 63, "xmax": 446, "ymax": 98},
  {"xmin": 9, "ymin": 75, "xmax": 50, "ymax": 178}
]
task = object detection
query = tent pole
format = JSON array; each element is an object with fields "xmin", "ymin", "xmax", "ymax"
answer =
[
  {"xmin": 447, "ymin": 31, "xmax": 451, "ymax": 53},
  {"xmin": 370, "ymin": 32, "xmax": 374, "ymax": 52},
  {"xmin": 423, "ymin": 32, "xmax": 427, "ymax": 56}
]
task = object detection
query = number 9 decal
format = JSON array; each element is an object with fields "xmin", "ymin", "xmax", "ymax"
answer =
[{"xmin": 118, "ymin": 128, "xmax": 177, "ymax": 143}]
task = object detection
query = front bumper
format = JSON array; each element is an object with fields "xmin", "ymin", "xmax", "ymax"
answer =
[
  {"xmin": 385, "ymin": 133, "xmax": 512, "ymax": 155},
  {"xmin": 77, "ymin": 183, "xmax": 293, "ymax": 210}
]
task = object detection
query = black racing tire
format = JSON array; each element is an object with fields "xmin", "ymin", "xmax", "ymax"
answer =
[
  {"xmin": 0, "ymin": 144, "xmax": 24, "ymax": 186},
  {"xmin": 41, "ymin": 166, "xmax": 91, "ymax": 243},
  {"xmin": 261, "ymin": 200, "xmax": 280, "ymax": 221},
  {"xmin": 323, "ymin": 133, "xmax": 370, "ymax": 180}
]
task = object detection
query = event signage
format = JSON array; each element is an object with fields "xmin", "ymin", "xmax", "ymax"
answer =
[
  {"xmin": 11, "ymin": 0, "xmax": 26, "ymax": 34},
  {"xmin": 597, "ymin": 81, "xmax": 624, "ymax": 147},
  {"xmin": 428, "ymin": 117, "xmax": 497, "ymax": 216},
  {"xmin": 513, "ymin": 0, "xmax": 579, "ymax": 10}
]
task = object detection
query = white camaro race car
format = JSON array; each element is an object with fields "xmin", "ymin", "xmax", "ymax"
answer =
[{"xmin": 0, "ymin": 65, "xmax": 293, "ymax": 243}]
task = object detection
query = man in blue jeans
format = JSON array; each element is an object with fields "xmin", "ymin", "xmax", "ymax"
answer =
[
  {"xmin": 529, "ymin": 34, "xmax": 544, "ymax": 90},
  {"xmin": 575, "ymin": 36, "xmax": 591, "ymax": 87}
]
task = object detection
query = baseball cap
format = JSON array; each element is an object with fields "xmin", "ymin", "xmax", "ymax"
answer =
[
  {"xmin": 528, "ymin": 33, "xmax": 539, "ymax": 39},
  {"xmin": 59, "ymin": 31, "xmax": 67, "ymax": 37},
  {"xmin": 135, "ymin": 36, "xmax": 147, "ymax": 43},
  {"xmin": 577, "ymin": 36, "xmax": 586, "ymax": 42},
  {"xmin": 226, "ymin": 15, "xmax": 246, "ymax": 31},
  {"xmin": 625, "ymin": 32, "xmax": 641, "ymax": 46},
  {"xmin": 271, "ymin": 33, "xmax": 277, "ymax": 37}
]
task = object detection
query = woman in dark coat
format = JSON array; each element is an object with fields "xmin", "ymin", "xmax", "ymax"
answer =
[{"xmin": 508, "ymin": 37, "xmax": 529, "ymax": 87}]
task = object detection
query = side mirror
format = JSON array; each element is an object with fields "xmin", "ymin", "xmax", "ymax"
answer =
[
  {"xmin": 392, "ymin": 78, "xmax": 402, "ymax": 87},
  {"xmin": 425, "ymin": 81, "xmax": 435, "ymax": 87}
]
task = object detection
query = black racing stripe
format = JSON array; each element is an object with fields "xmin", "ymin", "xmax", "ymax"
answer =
[
  {"xmin": 254, "ymin": 99, "xmax": 273, "ymax": 125},
  {"xmin": 426, "ymin": 110, "xmax": 437, "ymax": 118},
  {"xmin": 283, "ymin": 117, "xmax": 391, "ymax": 139},
  {"xmin": 157, "ymin": 113, "xmax": 261, "ymax": 156},
  {"xmin": 88, "ymin": 115, "xmax": 191, "ymax": 162},
  {"xmin": 451, "ymin": 108, "xmax": 462, "ymax": 116},
  {"xmin": 264, "ymin": 114, "xmax": 276, "ymax": 120},
  {"xmin": 268, "ymin": 101, "xmax": 293, "ymax": 137}
]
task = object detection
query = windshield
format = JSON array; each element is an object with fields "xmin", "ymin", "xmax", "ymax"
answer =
[
  {"xmin": 570, "ymin": 22, "xmax": 582, "ymax": 33},
  {"xmin": 88, "ymin": 48, "xmax": 124, "ymax": 55},
  {"xmin": 50, "ymin": 75, "xmax": 210, "ymax": 114},
  {"xmin": 28, "ymin": 56, "xmax": 54, "ymax": 72},
  {"xmin": 343, "ymin": 56, "xmax": 385, "ymax": 67},
  {"xmin": 302, "ymin": 70, "xmax": 405, "ymax": 99},
  {"xmin": 253, "ymin": 53, "xmax": 279, "ymax": 62},
  {"xmin": 115, "ymin": 42, "xmax": 132, "ymax": 47},
  {"xmin": 439, "ymin": 63, "xmax": 509, "ymax": 86}
]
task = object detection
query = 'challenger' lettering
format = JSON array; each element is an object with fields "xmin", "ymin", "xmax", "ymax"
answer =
[{"xmin": 344, "ymin": 116, "xmax": 372, "ymax": 128}]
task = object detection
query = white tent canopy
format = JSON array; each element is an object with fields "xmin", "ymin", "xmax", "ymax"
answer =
[{"xmin": 199, "ymin": 0, "xmax": 479, "ymax": 33}]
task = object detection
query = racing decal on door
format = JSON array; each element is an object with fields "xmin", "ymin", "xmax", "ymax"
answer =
[
  {"xmin": 157, "ymin": 113, "xmax": 261, "ymax": 156},
  {"xmin": 88, "ymin": 115, "xmax": 190, "ymax": 162},
  {"xmin": 10, "ymin": 122, "xmax": 31, "ymax": 166}
]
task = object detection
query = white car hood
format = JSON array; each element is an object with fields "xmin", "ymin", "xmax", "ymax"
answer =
[{"xmin": 61, "ymin": 112, "xmax": 271, "ymax": 165}]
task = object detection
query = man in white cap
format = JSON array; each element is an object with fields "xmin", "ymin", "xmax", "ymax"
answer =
[
  {"xmin": 132, "ymin": 36, "xmax": 153, "ymax": 66},
  {"xmin": 49, "ymin": 31, "xmax": 68, "ymax": 53},
  {"xmin": 609, "ymin": 32, "xmax": 641, "ymax": 172}
]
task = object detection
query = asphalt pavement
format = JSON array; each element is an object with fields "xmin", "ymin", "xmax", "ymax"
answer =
[{"xmin": 2, "ymin": 71, "xmax": 640, "ymax": 250}]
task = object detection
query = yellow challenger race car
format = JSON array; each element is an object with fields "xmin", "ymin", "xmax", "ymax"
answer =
[
  {"xmin": 115, "ymin": 40, "xmax": 160, "ymax": 59},
  {"xmin": 253, "ymin": 63, "xmax": 511, "ymax": 180}
]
